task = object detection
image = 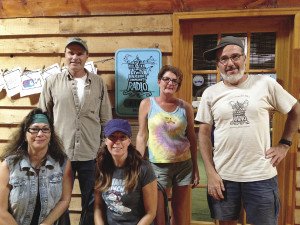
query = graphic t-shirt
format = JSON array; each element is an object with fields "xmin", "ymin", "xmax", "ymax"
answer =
[
  {"xmin": 102, "ymin": 160, "xmax": 156, "ymax": 225},
  {"xmin": 195, "ymin": 75, "xmax": 297, "ymax": 182}
]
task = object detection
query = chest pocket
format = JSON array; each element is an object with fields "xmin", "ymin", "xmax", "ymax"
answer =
[
  {"xmin": 49, "ymin": 172, "xmax": 63, "ymax": 184},
  {"xmin": 85, "ymin": 86, "xmax": 103, "ymax": 119}
]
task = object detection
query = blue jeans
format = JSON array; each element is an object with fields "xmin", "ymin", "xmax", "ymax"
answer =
[
  {"xmin": 71, "ymin": 160, "xmax": 96, "ymax": 223},
  {"xmin": 208, "ymin": 176, "xmax": 280, "ymax": 225}
]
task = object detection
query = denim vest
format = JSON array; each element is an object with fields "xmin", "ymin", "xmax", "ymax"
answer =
[{"xmin": 6, "ymin": 155, "xmax": 67, "ymax": 225}]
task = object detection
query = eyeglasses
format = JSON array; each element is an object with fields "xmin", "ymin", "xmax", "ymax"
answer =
[
  {"xmin": 218, "ymin": 54, "xmax": 244, "ymax": 65},
  {"xmin": 161, "ymin": 77, "xmax": 180, "ymax": 85},
  {"xmin": 107, "ymin": 134, "xmax": 129, "ymax": 142},
  {"xmin": 27, "ymin": 127, "xmax": 51, "ymax": 134}
]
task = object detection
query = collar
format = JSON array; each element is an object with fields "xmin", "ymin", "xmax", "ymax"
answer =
[
  {"xmin": 66, "ymin": 69, "xmax": 91, "ymax": 83},
  {"xmin": 19, "ymin": 155, "xmax": 55, "ymax": 171}
]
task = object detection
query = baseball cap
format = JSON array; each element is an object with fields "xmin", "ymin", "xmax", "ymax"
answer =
[
  {"xmin": 203, "ymin": 36, "xmax": 244, "ymax": 61},
  {"xmin": 65, "ymin": 37, "xmax": 88, "ymax": 52},
  {"xmin": 104, "ymin": 119, "xmax": 132, "ymax": 137}
]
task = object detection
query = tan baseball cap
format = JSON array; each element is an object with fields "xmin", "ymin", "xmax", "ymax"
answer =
[{"xmin": 65, "ymin": 37, "xmax": 88, "ymax": 52}]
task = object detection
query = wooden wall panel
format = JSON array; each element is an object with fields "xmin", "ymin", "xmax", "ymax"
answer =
[
  {"xmin": 0, "ymin": 0, "xmax": 178, "ymax": 17},
  {"xmin": 0, "ymin": 108, "xmax": 32, "ymax": 124},
  {"xmin": 0, "ymin": 16, "xmax": 172, "ymax": 36},
  {"xmin": 0, "ymin": 92, "xmax": 39, "ymax": 107},
  {"xmin": 58, "ymin": 15, "xmax": 173, "ymax": 34},
  {"xmin": 72, "ymin": 179, "xmax": 81, "ymax": 195},
  {"xmin": 296, "ymin": 209, "xmax": 300, "ymax": 224},
  {"xmin": 69, "ymin": 196, "xmax": 81, "ymax": 212},
  {"xmin": 0, "ymin": 56, "xmax": 62, "ymax": 71},
  {"xmin": 278, "ymin": 0, "xmax": 300, "ymax": 7},
  {"xmin": 297, "ymin": 171, "xmax": 300, "ymax": 188},
  {"xmin": 297, "ymin": 191, "xmax": 300, "ymax": 206},
  {"xmin": 0, "ymin": 143, "xmax": 8, "ymax": 155},
  {"xmin": 0, "ymin": 36, "xmax": 172, "ymax": 54},
  {"xmin": 0, "ymin": 55, "xmax": 171, "ymax": 74},
  {"xmin": 0, "ymin": 127, "xmax": 18, "ymax": 140},
  {"xmin": 70, "ymin": 214, "xmax": 80, "ymax": 225},
  {"xmin": 0, "ymin": 0, "xmax": 299, "ymax": 18},
  {"xmin": 292, "ymin": 46, "xmax": 300, "ymax": 224}
]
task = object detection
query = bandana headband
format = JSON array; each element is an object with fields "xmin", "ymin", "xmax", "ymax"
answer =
[{"xmin": 32, "ymin": 114, "xmax": 49, "ymax": 124}]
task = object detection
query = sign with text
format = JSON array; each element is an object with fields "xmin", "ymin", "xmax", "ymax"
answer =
[{"xmin": 115, "ymin": 49, "xmax": 162, "ymax": 116}]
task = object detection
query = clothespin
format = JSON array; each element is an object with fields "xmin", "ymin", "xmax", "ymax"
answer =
[{"xmin": 2, "ymin": 68, "xmax": 8, "ymax": 75}]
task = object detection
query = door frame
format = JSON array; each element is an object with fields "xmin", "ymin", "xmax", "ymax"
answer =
[{"xmin": 172, "ymin": 8, "xmax": 300, "ymax": 225}]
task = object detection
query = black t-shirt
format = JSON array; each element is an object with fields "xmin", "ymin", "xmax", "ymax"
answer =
[
  {"xmin": 102, "ymin": 160, "xmax": 156, "ymax": 225},
  {"xmin": 30, "ymin": 189, "xmax": 41, "ymax": 225}
]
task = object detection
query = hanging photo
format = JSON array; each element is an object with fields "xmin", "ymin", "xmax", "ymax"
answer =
[
  {"xmin": 3, "ymin": 67, "xmax": 23, "ymax": 97},
  {"xmin": 20, "ymin": 69, "xmax": 43, "ymax": 97}
]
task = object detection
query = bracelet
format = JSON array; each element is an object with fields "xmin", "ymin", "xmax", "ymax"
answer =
[{"xmin": 279, "ymin": 138, "xmax": 292, "ymax": 146}]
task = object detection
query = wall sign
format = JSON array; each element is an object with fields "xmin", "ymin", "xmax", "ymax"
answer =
[{"xmin": 115, "ymin": 48, "xmax": 162, "ymax": 116}]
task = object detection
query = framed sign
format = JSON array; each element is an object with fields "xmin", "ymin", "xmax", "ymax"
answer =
[{"xmin": 115, "ymin": 48, "xmax": 162, "ymax": 116}]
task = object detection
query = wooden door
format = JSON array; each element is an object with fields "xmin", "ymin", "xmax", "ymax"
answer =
[{"xmin": 173, "ymin": 10, "xmax": 298, "ymax": 225}]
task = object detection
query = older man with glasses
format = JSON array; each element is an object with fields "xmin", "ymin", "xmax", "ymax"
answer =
[{"xmin": 195, "ymin": 36, "xmax": 300, "ymax": 225}]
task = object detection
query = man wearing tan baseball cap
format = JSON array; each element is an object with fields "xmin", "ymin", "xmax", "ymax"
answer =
[{"xmin": 39, "ymin": 37, "xmax": 112, "ymax": 224}]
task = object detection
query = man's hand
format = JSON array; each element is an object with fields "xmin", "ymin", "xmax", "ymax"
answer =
[
  {"xmin": 207, "ymin": 172, "xmax": 225, "ymax": 200},
  {"xmin": 265, "ymin": 144, "xmax": 289, "ymax": 167}
]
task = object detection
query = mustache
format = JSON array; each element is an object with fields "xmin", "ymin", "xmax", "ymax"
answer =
[{"xmin": 225, "ymin": 66, "xmax": 237, "ymax": 72}]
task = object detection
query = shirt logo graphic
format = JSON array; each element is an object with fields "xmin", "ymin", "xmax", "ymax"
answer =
[{"xmin": 229, "ymin": 100, "xmax": 250, "ymax": 125}]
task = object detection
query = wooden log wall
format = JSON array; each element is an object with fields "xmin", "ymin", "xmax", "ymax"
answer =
[
  {"xmin": 0, "ymin": 14, "xmax": 173, "ymax": 224},
  {"xmin": 0, "ymin": 0, "xmax": 300, "ymax": 18},
  {"xmin": 294, "ymin": 49, "xmax": 300, "ymax": 225}
]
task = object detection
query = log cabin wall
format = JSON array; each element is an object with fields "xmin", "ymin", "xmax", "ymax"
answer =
[
  {"xmin": 294, "ymin": 48, "xmax": 300, "ymax": 225},
  {"xmin": 0, "ymin": 0, "xmax": 299, "ymax": 224},
  {"xmin": 0, "ymin": 14, "xmax": 173, "ymax": 224}
]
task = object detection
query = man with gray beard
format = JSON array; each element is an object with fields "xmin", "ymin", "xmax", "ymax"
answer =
[{"xmin": 195, "ymin": 36, "xmax": 300, "ymax": 225}]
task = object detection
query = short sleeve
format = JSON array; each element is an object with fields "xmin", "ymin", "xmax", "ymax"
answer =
[
  {"xmin": 267, "ymin": 77, "xmax": 297, "ymax": 114},
  {"xmin": 195, "ymin": 88, "xmax": 214, "ymax": 125},
  {"xmin": 139, "ymin": 160, "xmax": 156, "ymax": 187}
]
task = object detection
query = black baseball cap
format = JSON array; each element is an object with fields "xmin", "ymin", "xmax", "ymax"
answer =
[{"xmin": 203, "ymin": 36, "xmax": 244, "ymax": 61}]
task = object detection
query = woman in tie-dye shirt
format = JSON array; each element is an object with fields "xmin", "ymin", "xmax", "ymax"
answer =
[{"xmin": 136, "ymin": 65, "xmax": 199, "ymax": 225}]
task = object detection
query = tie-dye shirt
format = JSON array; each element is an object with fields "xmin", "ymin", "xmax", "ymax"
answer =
[{"xmin": 147, "ymin": 97, "xmax": 191, "ymax": 163}]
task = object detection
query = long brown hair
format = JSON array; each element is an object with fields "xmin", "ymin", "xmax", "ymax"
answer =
[
  {"xmin": 0, "ymin": 108, "xmax": 66, "ymax": 165},
  {"xmin": 95, "ymin": 143, "xmax": 143, "ymax": 193}
]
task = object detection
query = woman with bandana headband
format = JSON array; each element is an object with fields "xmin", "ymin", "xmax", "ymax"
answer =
[{"xmin": 0, "ymin": 108, "xmax": 72, "ymax": 225}]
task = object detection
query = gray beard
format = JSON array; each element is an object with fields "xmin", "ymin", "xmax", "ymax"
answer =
[{"xmin": 220, "ymin": 68, "xmax": 245, "ymax": 85}]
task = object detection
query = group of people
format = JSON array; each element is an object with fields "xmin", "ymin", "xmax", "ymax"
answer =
[{"xmin": 0, "ymin": 35, "xmax": 299, "ymax": 225}]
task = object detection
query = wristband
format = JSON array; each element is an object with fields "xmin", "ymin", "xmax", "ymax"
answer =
[{"xmin": 279, "ymin": 138, "xmax": 292, "ymax": 146}]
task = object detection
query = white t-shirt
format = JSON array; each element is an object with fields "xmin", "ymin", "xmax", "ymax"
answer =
[
  {"xmin": 195, "ymin": 75, "xmax": 297, "ymax": 182},
  {"xmin": 74, "ymin": 74, "xmax": 87, "ymax": 104}
]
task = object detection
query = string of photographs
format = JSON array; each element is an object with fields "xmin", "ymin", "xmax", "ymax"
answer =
[{"xmin": 0, "ymin": 61, "xmax": 97, "ymax": 98}]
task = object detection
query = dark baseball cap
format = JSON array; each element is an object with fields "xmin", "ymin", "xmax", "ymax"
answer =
[
  {"xmin": 65, "ymin": 37, "xmax": 88, "ymax": 52},
  {"xmin": 203, "ymin": 36, "xmax": 244, "ymax": 61},
  {"xmin": 104, "ymin": 119, "xmax": 132, "ymax": 137}
]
